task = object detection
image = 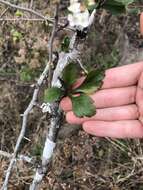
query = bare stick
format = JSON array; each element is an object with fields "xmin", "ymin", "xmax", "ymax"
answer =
[
  {"xmin": 0, "ymin": 18, "xmax": 48, "ymax": 22},
  {"xmin": 0, "ymin": 150, "xmax": 33, "ymax": 163},
  {"xmin": 1, "ymin": 63, "xmax": 50, "ymax": 190},
  {"xmin": 0, "ymin": 0, "xmax": 54, "ymax": 23},
  {"xmin": 0, "ymin": 7, "xmax": 9, "ymax": 18},
  {"xmin": 0, "ymin": 0, "xmax": 75, "ymax": 31},
  {"xmin": 1, "ymin": 4, "xmax": 59, "ymax": 190},
  {"xmin": 29, "ymin": 0, "xmax": 34, "ymax": 9},
  {"xmin": 48, "ymin": 4, "xmax": 59, "ymax": 87}
]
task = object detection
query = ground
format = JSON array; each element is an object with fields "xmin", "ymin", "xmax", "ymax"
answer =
[{"xmin": 0, "ymin": 1, "xmax": 143, "ymax": 190}]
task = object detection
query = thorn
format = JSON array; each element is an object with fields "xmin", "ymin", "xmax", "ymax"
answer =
[{"xmin": 24, "ymin": 137, "xmax": 31, "ymax": 142}]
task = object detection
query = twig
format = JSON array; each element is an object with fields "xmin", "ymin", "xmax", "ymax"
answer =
[
  {"xmin": 77, "ymin": 59, "xmax": 88, "ymax": 74},
  {"xmin": 0, "ymin": 0, "xmax": 54, "ymax": 23},
  {"xmin": 48, "ymin": 4, "xmax": 59, "ymax": 87},
  {"xmin": 1, "ymin": 63, "xmax": 50, "ymax": 190},
  {"xmin": 0, "ymin": 18, "xmax": 50, "ymax": 22},
  {"xmin": 0, "ymin": 151, "xmax": 12, "ymax": 158},
  {"xmin": 0, "ymin": 7, "xmax": 9, "ymax": 18},
  {"xmin": 0, "ymin": 150, "xmax": 33, "ymax": 163},
  {"xmin": 29, "ymin": 0, "xmax": 34, "ymax": 9},
  {"xmin": 0, "ymin": 0, "xmax": 75, "ymax": 31}
]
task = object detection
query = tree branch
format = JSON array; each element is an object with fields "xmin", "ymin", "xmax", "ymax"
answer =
[
  {"xmin": 0, "ymin": 18, "xmax": 50, "ymax": 22},
  {"xmin": 29, "ymin": 5, "xmax": 61, "ymax": 190},
  {"xmin": 29, "ymin": 8, "xmax": 96, "ymax": 190},
  {"xmin": 0, "ymin": 0, "xmax": 75, "ymax": 31},
  {"xmin": 48, "ymin": 4, "xmax": 59, "ymax": 87},
  {"xmin": 29, "ymin": 9, "xmax": 96, "ymax": 190},
  {"xmin": 0, "ymin": 0, "xmax": 54, "ymax": 23},
  {"xmin": 1, "ymin": 59, "xmax": 50, "ymax": 190}
]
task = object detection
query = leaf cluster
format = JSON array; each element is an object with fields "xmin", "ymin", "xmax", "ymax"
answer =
[{"xmin": 44, "ymin": 62, "xmax": 105, "ymax": 118}]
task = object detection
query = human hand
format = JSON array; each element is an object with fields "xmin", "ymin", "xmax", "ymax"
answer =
[{"xmin": 60, "ymin": 62, "xmax": 143, "ymax": 138}]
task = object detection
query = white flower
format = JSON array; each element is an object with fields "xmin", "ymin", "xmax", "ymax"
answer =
[
  {"xmin": 70, "ymin": 0, "xmax": 78, "ymax": 4},
  {"xmin": 88, "ymin": 0, "xmax": 95, "ymax": 6},
  {"xmin": 68, "ymin": 0, "xmax": 96, "ymax": 28},
  {"xmin": 40, "ymin": 103, "xmax": 51, "ymax": 113},
  {"xmin": 68, "ymin": 2, "xmax": 81, "ymax": 14},
  {"xmin": 68, "ymin": 9, "xmax": 90, "ymax": 28}
]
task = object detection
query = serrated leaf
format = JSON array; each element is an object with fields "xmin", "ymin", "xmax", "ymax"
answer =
[
  {"xmin": 62, "ymin": 62, "xmax": 78, "ymax": 86},
  {"xmin": 71, "ymin": 94, "xmax": 96, "ymax": 118},
  {"xmin": 74, "ymin": 68, "xmax": 105, "ymax": 94},
  {"xmin": 44, "ymin": 87, "xmax": 64, "ymax": 103}
]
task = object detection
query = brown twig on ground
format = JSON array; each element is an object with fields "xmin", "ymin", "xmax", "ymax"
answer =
[
  {"xmin": 0, "ymin": 7, "xmax": 9, "ymax": 18},
  {"xmin": 0, "ymin": 0, "xmax": 54, "ymax": 23},
  {"xmin": 0, "ymin": 18, "xmax": 50, "ymax": 22},
  {"xmin": 0, "ymin": 0, "xmax": 75, "ymax": 31}
]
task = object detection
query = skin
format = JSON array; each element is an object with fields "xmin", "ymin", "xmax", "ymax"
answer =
[{"xmin": 60, "ymin": 62, "xmax": 143, "ymax": 138}]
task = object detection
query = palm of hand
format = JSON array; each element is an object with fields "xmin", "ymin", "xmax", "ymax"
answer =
[{"xmin": 60, "ymin": 62, "xmax": 143, "ymax": 138}]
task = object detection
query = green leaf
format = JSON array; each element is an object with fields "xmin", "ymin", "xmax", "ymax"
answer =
[
  {"xmin": 61, "ymin": 36, "xmax": 70, "ymax": 52},
  {"xmin": 127, "ymin": 7, "xmax": 139, "ymax": 14},
  {"xmin": 11, "ymin": 29, "xmax": 22, "ymax": 42},
  {"xmin": 62, "ymin": 62, "xmax": 78, "ymax": 86},
  {"xmin": 74, "ymin": 68, "xmax": 105, "ymax": 94},
  {"xmin": 95, "ymin": 0, "xmax": 135, "ymax": 13},
  {"xmin": 44, "ymin": 87, "xmax": 64, "ymax": 103},
  {"xmin": 71, "ymin": 94, "xmax": 96, "ymax": 118},
  {"xmin": 15, "ymin": 10, "xmax": 23, "ymax": 17},
  {"xmin": 20, "ymin": 67, "xmax": 32, "ymax": 82},
  {"xmin": 102, "ymin": 0, "xmax": 126, "ymax": 14},
  {"xmin": 115, "ymin": 0, "xmax": 134, "ymax": 6}
]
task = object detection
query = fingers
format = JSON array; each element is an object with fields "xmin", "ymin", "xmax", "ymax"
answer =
[
  {"xmin": 102, "ymin": 62, "xmax": 143, "ymax": 89},
  {"xmin": 74, "ymin": 62, "xmax": 143, "ymax": 89},
  {"xmin": 136, "ymin": 72, "xmax": 143, "ymax": 123},
  {"xmin": 82, "ymin": 120, "xmax": 143, "ymax": 138},
  {"xmin": 91, "ymin": 86, "xmax": 136, "ymax": 108},
  {"xmin": 60, "ymin": 86, "xmax": 136, "ymax": 111},
  {"xmin": 60, "ymin": 62, "xmax": 143, "ymax": 111},
  {"xmin": 66, "ymin": 105, "xmax": 139, "ymax": 124}
]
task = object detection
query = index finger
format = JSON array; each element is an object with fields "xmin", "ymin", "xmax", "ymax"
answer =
[{"xmin": 102, "ymin": 62, "xmax": 143, "ymax": 89}]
